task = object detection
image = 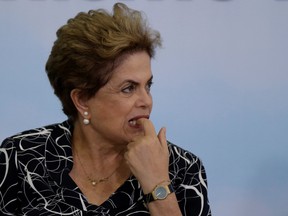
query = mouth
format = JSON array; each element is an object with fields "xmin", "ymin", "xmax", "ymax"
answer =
[{"xmin": 128, "ymin": 115, "xmax": 149, "ymax": 127}]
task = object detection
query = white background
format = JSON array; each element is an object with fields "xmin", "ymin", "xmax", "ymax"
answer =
[{"xmin": 0, "ymin": 0, "xmax": 287, "ymax": 215}]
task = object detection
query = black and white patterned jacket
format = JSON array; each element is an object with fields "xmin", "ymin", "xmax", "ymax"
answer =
[{"xmin": 0, "ymin": 120, "xmax": 211, "ymax": 215}]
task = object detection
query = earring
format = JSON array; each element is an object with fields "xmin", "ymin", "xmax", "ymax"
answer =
[{"xmin": 83, "ymin": 111, "xmax": 90, "ymax": 125}]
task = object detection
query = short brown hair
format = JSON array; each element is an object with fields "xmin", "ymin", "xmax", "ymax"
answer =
[{"xmin": 45, "ymin": 3, "xmax": 161, "ymax": 120}]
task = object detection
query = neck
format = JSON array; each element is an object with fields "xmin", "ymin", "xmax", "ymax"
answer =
[{"xmin": 72, "ymin": 120, "xmax": 125, "ymax": 164}]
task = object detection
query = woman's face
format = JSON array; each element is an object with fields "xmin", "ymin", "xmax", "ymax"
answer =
[{"xmin": 86, "ymin": 51, "xmax": 153, "ymax": 145}]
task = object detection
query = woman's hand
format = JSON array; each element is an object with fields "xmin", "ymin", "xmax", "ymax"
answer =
[{"xmin": 124, "ymin": 118, "xmax": 170, "ymax": 193}]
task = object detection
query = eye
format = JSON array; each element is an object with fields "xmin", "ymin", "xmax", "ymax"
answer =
[
  {"xmin": 146, "ymin": 81, "xmax": 153, "ymax": 93},
  {"xmin": 122, "ymin": 84, "xmax": 136, "ymax": 93}
]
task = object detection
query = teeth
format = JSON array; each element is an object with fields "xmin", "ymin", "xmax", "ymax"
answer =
[{"xmin": 129, "ymin": 120, "xmax": 136, "ymax": 126}]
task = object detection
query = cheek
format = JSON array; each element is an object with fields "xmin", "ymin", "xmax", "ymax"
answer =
[
  {"xmin": 103, "ymin": 99, "xmax": 133, "ymax": 122},
  {"xmin": 91, "ymin": 94, "xmax": 135, "ymax": 123}
]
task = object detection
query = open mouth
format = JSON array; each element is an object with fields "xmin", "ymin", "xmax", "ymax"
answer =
[
  {"xmin": 128, "ymin": 115, "xmax": 149, "ymax": 127},
  {"xmin": 128, "ymin": 119, "xmax": 137, "ymax": 126}
]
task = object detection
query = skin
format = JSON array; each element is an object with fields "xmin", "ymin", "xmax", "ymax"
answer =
[{"xmin": 69, "ymin": 51, "xmax": 182, "ymax": 215}]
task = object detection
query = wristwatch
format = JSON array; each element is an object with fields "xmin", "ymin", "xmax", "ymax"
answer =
[{"xmin": 143, "ymin": 183, "xmax": 174, "ymax": 204}]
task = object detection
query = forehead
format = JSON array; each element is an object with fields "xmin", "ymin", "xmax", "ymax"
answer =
[{"xmin": 109, "ymin": 52, "xmax": 152, "ymax": 83}]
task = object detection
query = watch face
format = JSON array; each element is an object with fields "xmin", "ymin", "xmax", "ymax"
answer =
[{"xmin": 155, "ymin": 186, "xmax": 168, "ymax": 199}]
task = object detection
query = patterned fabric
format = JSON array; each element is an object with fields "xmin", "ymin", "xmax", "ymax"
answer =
[{"xmin": 0, "ymin": 120, "xmax": 211, "ymax": 216}]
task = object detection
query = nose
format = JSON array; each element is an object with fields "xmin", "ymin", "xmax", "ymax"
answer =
[{"xmin": 135, "ymin": 88, "xmax": 153, "ymax": 109}]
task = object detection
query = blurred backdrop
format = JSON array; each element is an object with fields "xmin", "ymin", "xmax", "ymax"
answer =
[{"xmin": 0, "ymin": 1, "xmax": 287, "ymax": 215}]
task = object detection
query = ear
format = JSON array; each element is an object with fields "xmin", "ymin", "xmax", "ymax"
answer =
[{"xmin": 70, "ymin": 89, "xmax": 89, "ymax": 117}]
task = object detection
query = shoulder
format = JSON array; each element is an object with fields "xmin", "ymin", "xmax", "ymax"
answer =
[
  {"xmin": 167, "ymin": 141, "xmax": 202, "ymax": 165},
  {"xmin": 0, "ymin": 120, "xmax": 72, "ymax": 151},
  {"xmin": 167, "ymin": 141, "xmax": 207, "ymax": 181}
]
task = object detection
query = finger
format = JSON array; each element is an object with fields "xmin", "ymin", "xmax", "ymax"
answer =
[
  {"xmin": 158, "ymin": 127, "xmax": 167, "ymax": 147},
  {"xmin": 136, "ymin": 118, "xmax": 157, "ymax": 137}
]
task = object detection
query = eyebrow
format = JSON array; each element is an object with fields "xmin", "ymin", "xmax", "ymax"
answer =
[{"xmin": 120, "ymin": 75, "xmax": 153, "ymax": 86}]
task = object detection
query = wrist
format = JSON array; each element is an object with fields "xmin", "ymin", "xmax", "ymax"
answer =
[
  {"xmin": 143, "ymin": 180, "xmax": 174, "ymax": 204},
  {"xmin": 141, "ymin": 175, "xmax": 170, "ymax": 194}
]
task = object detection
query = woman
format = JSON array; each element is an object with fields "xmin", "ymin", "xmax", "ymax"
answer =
[{"xmin": 0, "ymin": 3, "xmax": 211, "ymax": 215}]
